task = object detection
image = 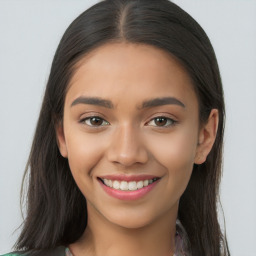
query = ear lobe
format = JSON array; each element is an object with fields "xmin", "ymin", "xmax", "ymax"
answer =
[
  {"xmin": 194, "ymin": 109, "xmax": 219, "ymax": 164},
  {"xmin": 55, "ymin": 121, "xmax": 68, "ymax": 158}
]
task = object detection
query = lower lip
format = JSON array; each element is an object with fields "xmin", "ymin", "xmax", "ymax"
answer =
[{"xmin": 99, "ymin": 179, "xmax": 160, "ymax": 201}]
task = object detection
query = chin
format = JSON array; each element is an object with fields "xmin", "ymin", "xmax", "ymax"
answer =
[
  {"xmin": 113, "ymin": 218, "xmax": 153, "ymax": 229},
  {"xmin": 104, "ymin": 209, "xmax": 161, "ymax": 229}
]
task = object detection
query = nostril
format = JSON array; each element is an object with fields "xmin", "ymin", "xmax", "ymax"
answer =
[{"xmin": 106, "ymin": 129, "xmax": 148, "ymax": 166}]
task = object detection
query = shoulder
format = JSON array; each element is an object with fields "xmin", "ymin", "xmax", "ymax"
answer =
[
  {"xmin": 1, "ymin": 254, "xmax": 25, "ymax": 256},
  {"xmin": 1, "ymin": 247, "xmax": 66, "ymax": 256}
]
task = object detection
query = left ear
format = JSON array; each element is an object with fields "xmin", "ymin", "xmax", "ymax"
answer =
[
  {"xmin": 55, "ymin": 120, "xmax": 68, "ymax": 158},
  {"xmin": 194, "ymin": 109, "xmax": 219, "ymax": 164}
]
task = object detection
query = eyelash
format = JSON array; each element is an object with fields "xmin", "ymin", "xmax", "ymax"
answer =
[
  {"xmin": 146, "ymin": 116, "xmax": 177, "ymax": 127},
  {"xmin": 80, "ymin": 116, "xmax": 110, "ymax": 127},
  {"xmin": 80, "ymin": 115, "xmax": 177, "ymax": 128}
]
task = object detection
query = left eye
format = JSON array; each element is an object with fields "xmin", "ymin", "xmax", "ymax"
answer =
[
  {"xmin": 147, "ymin": 117, "xmax": 176, "ymax": 127},
  {"xmin": 82, "ymin": 116, "xmax": 110, "ymax": 127}
]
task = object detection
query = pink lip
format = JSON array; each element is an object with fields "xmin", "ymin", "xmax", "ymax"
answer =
[{"xmin": 98, "ymin": 177, "xmax": 160, "ymax": 201}]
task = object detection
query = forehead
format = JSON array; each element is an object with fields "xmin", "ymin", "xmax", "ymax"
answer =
[{"xmin": 66, "ymin": 43, "xmax": 197, "ymax": 109}]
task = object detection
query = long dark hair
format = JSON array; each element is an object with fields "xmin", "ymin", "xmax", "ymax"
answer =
[{"xmin": 16, "ymin": 0, "xmax": 230, "ymax": 255}]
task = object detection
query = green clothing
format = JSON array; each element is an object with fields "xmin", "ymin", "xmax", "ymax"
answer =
[
  {"xmin": 2, "ymin": 254, "xmax": 21, "ymax": 256},
  {"xmin": 1, "ymin": 247, "xmax": 66, "ymax": 256},
  {"xmin": 1, "ymin": 254, "xmax": 23, "ymax": 256}
]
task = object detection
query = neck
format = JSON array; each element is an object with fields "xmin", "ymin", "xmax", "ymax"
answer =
[{"xmin": 70, "ymin": 202, "xmax": 178, "ymax": 256}]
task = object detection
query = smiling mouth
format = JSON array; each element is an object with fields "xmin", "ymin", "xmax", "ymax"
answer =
[{"xmin": 98, "ymin": 178, "xmax": 159, "ymax": 191}]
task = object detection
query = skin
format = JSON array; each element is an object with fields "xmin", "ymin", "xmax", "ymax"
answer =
[{"xmin": 56, "ymin": 43, "xmax": 218, "ymax": 256}]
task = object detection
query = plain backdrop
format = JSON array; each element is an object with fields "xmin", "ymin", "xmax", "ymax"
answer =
[{"xmin": 0, "ymin": 1, "xmax": 255, "ymax": 255}]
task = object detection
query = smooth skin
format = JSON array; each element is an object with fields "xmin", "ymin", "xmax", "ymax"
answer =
[{"xmin": 56, "ymin": 43, "xmax": 218, "ymax": 256}]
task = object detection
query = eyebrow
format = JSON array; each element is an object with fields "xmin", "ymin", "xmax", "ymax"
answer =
[
  {"xmin": 140, "ymin": 97, "xmax": 185, "ymax": 109},
  {"xmin": 71, "ymin": 96, "xmax": 114, "ymax": 108},
  {"xmin": 70, "ymin": 96, "xmax": 185, "ymax": 109}
]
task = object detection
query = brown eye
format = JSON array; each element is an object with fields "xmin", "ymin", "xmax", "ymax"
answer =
[
  {"xmin": 83, "ymin": 116, "xmax": 109, "ymax": 127},
  {"xmin": 147, "ymin": 116, "xmax": 176, "ymax": 127},
  {"xmin": 154, "ymin": 117, "xmax": 168, "ymax": 126},
  {"xmin": 90, "ymin": 117, "xmax": 103, "ymax": 126}
]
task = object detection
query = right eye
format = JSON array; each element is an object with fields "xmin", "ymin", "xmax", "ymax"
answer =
[{"xmin": 81, "ymin": 116, "xmax": 110, "ymax": 127}]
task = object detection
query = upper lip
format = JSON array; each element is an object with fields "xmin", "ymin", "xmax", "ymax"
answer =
[{"xmin": 98, "ymin": 174, "xmax": 160, "ymax": 182}]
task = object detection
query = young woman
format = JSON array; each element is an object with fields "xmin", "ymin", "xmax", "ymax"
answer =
[{"xmin": 3, "ymin": 0, "xmax": 230, "ymax": 255}]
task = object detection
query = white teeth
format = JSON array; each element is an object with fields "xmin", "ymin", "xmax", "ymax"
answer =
[
  {"xmin": 128, "ymin": 181, "xmax": 137, "ymax": 191},
  {"xmin": 102, "ymin": 178, "xmax": 158, "ymax": 190},
  {"xmin": 120, "ymin": 181, "xmax": 128, "ymax": 191},
  {"xmin": 137, "ymin": 181, "xmax": 143, "ymax": 189},
  {"xmin": 143, "ymin": 180, "xmax": 149, "ymax": 186},
  {"xmin": 103, "ymin": 179, "xmax": 108, "ymax": 186},
  {"xmin": 113, "ymin": 180, "xmax": 120, "ymax": 190}
]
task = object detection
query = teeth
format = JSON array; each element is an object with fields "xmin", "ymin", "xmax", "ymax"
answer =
[
  {"xmin": 137, "ymin": 181, "xmax": 143, "ymax": 189},
  {"xmin": 102, "ymin": 178, "xmax": 158, "ymax": 190},
  {"xmin": 128, "ymin": 181, "xmax": 137, "ymax": 191},
  {"xmin": 113, "ymin": 180, "xmax": 120, "ymax": 190},
  {"xmin": 143, "ymin": 180, "xmax": 149, "ymax": 186},
  {"xmin": 120, "ymin": 181, "xmax": 128, "ymax": 191}
]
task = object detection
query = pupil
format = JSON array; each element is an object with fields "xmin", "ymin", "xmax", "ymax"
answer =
[
  {"xmin": 91, "ymin": 117, "xmax": 103, "ymax": 126},
  {"xmin": 155, "ymin": 117, "xmax": 167, "ymax": 126}
]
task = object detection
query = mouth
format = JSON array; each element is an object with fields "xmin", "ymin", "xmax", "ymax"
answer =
[
  {"xmin": 98, "ymin": 177, "xmax": 159, "ymax": 191},
  {"xmin": 97, "ymin": 175, "xmax": 161, "ymax": 200}
]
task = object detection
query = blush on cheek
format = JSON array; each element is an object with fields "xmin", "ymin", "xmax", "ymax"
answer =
[{"xmin": 67, "ymin": 136, "xmax": 106, "ymax": 178}]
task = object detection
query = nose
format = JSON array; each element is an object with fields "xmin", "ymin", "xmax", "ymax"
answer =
[{"xmin": 107, "ymin": 124, "xmax": 148, "ymax": 167}]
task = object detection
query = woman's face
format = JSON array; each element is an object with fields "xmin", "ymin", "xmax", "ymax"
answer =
[{"xmin": 57, "ymin": 43, "xmax": 211, "ymax": 229}]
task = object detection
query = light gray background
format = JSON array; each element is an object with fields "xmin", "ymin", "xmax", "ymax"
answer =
[{"xmin": 0, "ymin": 1, "xmax": 255, "ymax": 255}]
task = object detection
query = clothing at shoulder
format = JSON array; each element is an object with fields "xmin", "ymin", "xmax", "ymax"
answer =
[
  {"xmin": 1, "ymin": 254, "xmax": 25, "ymax": 256},
  {"xmin": 1, "ymin": 254, "xmax": 21, "ymax": 256},
  {"xmin": 1, "ymin": 247, "xmax": 66, "ymax": 256}
]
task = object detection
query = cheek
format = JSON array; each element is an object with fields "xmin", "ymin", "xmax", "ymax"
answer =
[
  {"xmin": 147, "ymin": 129, "xmax": 197, "ymax": 192},
  {"xmin": 149, "ymin": 128, "xmax": 197, "ymax": 163},
  {"xmin": 64, "ymin": 129, "xmax": 106, "ymax": 178}
]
